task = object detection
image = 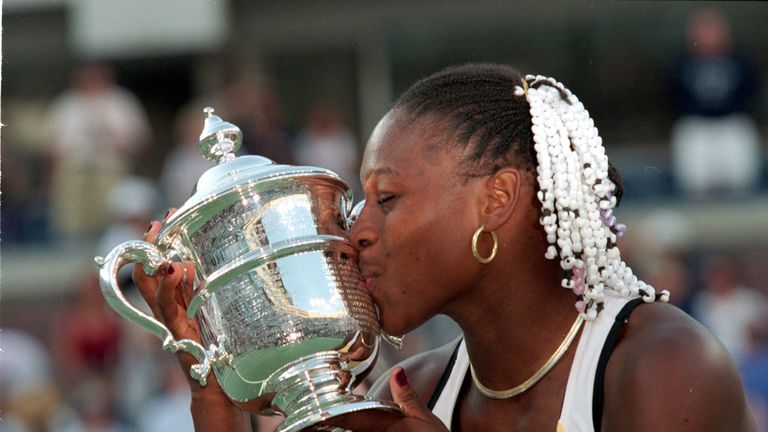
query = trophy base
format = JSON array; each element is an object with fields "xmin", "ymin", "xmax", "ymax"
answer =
[
  {"xmin": 276, "ymin": 396, "xmax": 401, "ymax": 432},
  {"xmin": 267, "ymin": 351, "xmax": 402, "ymax": 432}
]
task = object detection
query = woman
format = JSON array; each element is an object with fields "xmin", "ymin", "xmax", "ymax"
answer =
[{"xmin": 136, "ymin": 64, "xmax": 754, "ymax": 431}]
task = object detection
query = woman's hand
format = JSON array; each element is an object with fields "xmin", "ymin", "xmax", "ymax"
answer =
[
  {"xmin": 132, "ymin": 210, "xmax": 250, "ymax": 431},
  {"xmin": 320, "ymin": 367, "xmax": 449, "ymax": 432},
  {"xmin": 133, "ymin": 215, "xmax": 210, "ymax": 390}
]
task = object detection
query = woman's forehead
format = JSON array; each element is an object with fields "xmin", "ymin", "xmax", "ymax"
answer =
[{"xmin": 361, "ymin": 111, "xmax": 454, "ymax": 181}]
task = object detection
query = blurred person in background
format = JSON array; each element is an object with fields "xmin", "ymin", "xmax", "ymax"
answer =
[
  {"xmin": 221, "ymin": 78, "xmax": 296, "ymax": 165},
  {"xmin": 740, "ymin": 317, "xmax": 768, "ymax": 432},
  {"xmin": 50, "ymin": 277, "xmax": 134, "ymax": 431},
  {"xmin": 294, "ymin": 101, "xmax": 361, "ymax": 194},
  {"xmin": 135, "ymin": 358, "xmax": 194, "ymax": 432},
  {"xmin": 93, "ymin": 177, "xmax": 168, "ymax": 423},
  {"xmin": 59, "ymin": 375, "xmax": 133, "ymax": 432},
  {"xmin": 44, "ymin": 61, "xmax": 150, "ymax": 243},
  {"xmin": 97, "ymin": 176, "xmax": 162, "ymax": 259},
  {"xmin": 0, "ymin": 150, "xmax": 44, "ymax": 243},
  {"xmin": 51, "ymin": 273, "xmax": 123, "ymax": 385},
  {"xmin": 631, "ymin": 209, "xmax": 695, "ymax": 314},
  {"xmin": 134, "ymin": 64, "xmax": 755, "ymax": 431},
  {"xmin": 643, "ymin": 254, "xmax": 694, "ymax": 314},
  {"xmin": 113, "ymin": 311, "xmax": 169, "ymax": 425},
  {"xmin": 669, "ymin": 8, "xmax": 763, "ymax": 199},
  {"xmin": 0, "ymin": 329, "xmax": 80, "ymax": 432},
  {"xmin": 691, "ymin": 254, "xmax": 768, "ymax": 363},
  {"xmin": 159, "ymin": 102, "xmax": 216, "ymax": 207}
]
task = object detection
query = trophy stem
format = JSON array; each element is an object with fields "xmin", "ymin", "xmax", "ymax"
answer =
[{"xmin": 267, "ymin": 351, "xmax": 401, "ymax": 432}]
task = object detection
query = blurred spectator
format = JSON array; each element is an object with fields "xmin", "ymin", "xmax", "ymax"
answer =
[
  {"xmin": 97, "ymin": 176, "xmax": 161, "ymax": 257},
  {"xmin": 222, "ymin": 78, "xmax": 296, "ymax": 164},
  {"xmin": 295, "ymin": 101, "xmax": 361, "ymax": 193},
  {"xmin": 669, "ymin": 8, "xmax": 762, "ymax": 199},
  {"xmin": 159, "ymin": 102, "xmax": 216, "ymax": 207},
  {"xmin": 630, "ymin": 209, "xmax": 695, "ymax": 312},
  {"xmin": 740, "ymin": 317, "xmax": 768, "ymax": 432},
  {"xmin": 96, "ymin": 176, "xmax": 162, "ymax": 291},
  {"xmin": 645, "ymin": 254, "xmax": 694, "ymax": 314},
  {"xmin": 0, "ymin": 329, "xmax": 79, "ymax": 431},
  {"xmin": 45, "ymin": 61, "xmax": 150, "ymax": 243},
  {"xmin": 1, "ymin": 152, "xmax": 44, "ymax": 243},
  {"xmin": 52, "ymin": 273, "xmax": 124, "ymax": 384},
  {"xmin": 135, "ymin": 359, "xmax": 194, "ymax": 432},
  {"xmin": 106, "ymin": 282, "xmax": 178, "ymax": 423},
  {"xmin": 60, "ymin": 374, "xmax": 133, "ymax": 432},
  {"xmin": 690, "ymin": 254, "xmax": 768, "ymax": 362}
]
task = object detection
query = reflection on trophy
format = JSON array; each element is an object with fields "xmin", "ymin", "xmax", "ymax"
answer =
[{"xmin": 95, "ymin": 108, "xmax": 401, "ymax": 431}]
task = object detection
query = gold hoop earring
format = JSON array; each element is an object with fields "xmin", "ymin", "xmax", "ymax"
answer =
[{"xmin": 472, "ymin": 224, "xmax": 498, "ymax": 264}]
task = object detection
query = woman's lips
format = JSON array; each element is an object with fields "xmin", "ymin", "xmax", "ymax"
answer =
[
  {"xmin": 359, "ymin": 275, "xmax": 376, "ymax": 295},
  {"xmin": 359, "ymin": 275, "xmax": 382, "ymax": 322}
]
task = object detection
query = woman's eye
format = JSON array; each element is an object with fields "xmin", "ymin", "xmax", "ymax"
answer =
[{"xmin": 377, "ymin": 194, "xmax": 396, "ymax": 206}]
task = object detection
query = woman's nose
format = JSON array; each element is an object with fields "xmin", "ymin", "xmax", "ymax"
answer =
[
  {"xmin": 349, "ymin": 202, "xmax": 378, "ymax": 251},
  {"xmin": 350, "ymin": 220, "xmax": 376, "ymax": 250},
  {"xmin": 355, "ymin": 235, "xmax": 373, "ymax": 249}
]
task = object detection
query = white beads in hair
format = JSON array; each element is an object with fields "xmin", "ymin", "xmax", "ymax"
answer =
[{"xmin": 522, "ymin": 75, "xmax": 669, "ymax": 319}]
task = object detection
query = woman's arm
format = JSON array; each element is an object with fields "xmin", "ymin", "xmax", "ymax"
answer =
[{"xmin": 190, "ymin": 385, "xmax": 251, "ymax": 430}]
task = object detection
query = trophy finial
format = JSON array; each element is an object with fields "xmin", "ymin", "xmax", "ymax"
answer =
[{"xmin": 199, "ymin": 107, "xmax": 242, "ymax": 164}]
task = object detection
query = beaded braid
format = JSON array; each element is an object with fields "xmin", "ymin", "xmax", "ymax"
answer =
[{"xmin": 520, "ymin": 75, "xmax": 669, "ymax": 319}]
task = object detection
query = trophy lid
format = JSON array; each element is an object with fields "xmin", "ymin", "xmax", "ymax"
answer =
[{"xmin": 159, "ymin": 107, "xmax": 350, "ymax": 237}]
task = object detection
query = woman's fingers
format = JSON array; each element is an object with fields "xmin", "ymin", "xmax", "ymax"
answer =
[
  {"xmin": 132, "ymin": 210, "xmax": 196, "ymax": 340},
  {"xmin": 318, "ymin": 368, "xmax": 448, "ymax": 432},
  {"xmin": 163, "ymin": 207, "xmax": 178, "ymax": 222},
  {"xmin": 157, "ymin": 262, "xmax": 185, "ymax": 326},
  {"xmin": 388, "ymin": 367, "xmax": 437, "ymax": 423},
  {"xmin": 133, "ymin": 220, "xmax": 162, "ymax": 315},
  {"xmin": 182, "ymin": 261, "xmax": 196, "ymax": 306},
  {"xmin": 157, "ymin": 261, "xmax": 206, "ymax": 345}
]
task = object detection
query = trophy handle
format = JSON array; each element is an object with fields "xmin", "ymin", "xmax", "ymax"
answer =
[
  {"xmin": 94, "ymin": 240, "xmax": 228, "ymax": 386},
  {"xmin": 347, "ymin": 199, "xmax": 366, "ymax": 226}
]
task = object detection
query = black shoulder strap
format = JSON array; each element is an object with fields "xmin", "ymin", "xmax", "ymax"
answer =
[
  {"xmin": 427, "ymin": 339, "xmax": 463, "ymax": 410},
  {"xmin": 592, "ymin": 298, "xmax": 646, "ymax": 431}
]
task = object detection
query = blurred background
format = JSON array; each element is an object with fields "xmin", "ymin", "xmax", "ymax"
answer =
[{"xmin": 2, "ymin": 1, "xmax": 768, "ymax": 431}]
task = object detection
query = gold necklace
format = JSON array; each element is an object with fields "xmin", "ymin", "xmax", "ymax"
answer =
[{"xmin": 469, "ymin": 315, "xmax": 585, "ymax": 399}]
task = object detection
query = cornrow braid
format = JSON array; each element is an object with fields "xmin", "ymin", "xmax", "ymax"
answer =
[
  {"xmin": 395, "ymin": 63, "xmax": 668, "ymax": 319},
  {"xmin": 393, "ymin": 64, "xmax": 537, "ymax": 176}
]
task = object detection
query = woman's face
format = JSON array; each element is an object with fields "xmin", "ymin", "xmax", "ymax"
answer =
[{"xmin": 351, "ymin": 110, "xmax": 484, "ymax": 336}]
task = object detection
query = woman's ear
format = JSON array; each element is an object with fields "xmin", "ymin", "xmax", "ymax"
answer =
[{"xmin": 480, "ymin": 168, "xmax": 526, "ymax": 231}]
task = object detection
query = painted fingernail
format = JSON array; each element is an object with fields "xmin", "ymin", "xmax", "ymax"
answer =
[
  {"xmin": 167, "ymin": 265, "xmax": 175, "ymax": 275},
  {"xmin": 164, "ymin": 209, "xmax": 172, "ymax": 220},
  {"xmin": 146, "ymin": 223, "xmax": 153, "ymax": 233},
  {"xmin": 395, "ymin": 368, "xmax": 408, "ymax": 387}
]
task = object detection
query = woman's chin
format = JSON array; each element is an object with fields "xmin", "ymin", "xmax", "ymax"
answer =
[{"xmin": 380, "ymin": 315, "xmax": 417, "ymax": 339}]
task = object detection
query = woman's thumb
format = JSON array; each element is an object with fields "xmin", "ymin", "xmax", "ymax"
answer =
[{"xmin": 389, "ymin": 367, "xmax": 432, "ymax": 421}]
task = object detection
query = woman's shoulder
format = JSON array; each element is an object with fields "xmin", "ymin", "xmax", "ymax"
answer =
[
  {"xmin": 368, "ymin": 335, "xmax": 463, "ymax": 403},
  {"xmin": 601, "ymin": 302, "xmax": 755, "ymax": 431},
  {"xmin": 611, "ymin": 302, "xmax": 735, "ymax": 378}
]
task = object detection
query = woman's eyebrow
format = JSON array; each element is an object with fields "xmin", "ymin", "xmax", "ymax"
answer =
[{"xmin": 364, "ymin": 167, "xmax": 399, "ymax": 182}]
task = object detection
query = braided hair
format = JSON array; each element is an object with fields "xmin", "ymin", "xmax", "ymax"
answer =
[
  {"xmin": 394, "ymin": 63, "xmax": 669, "ymax": 319},
  {"xmin": 394, "ymin": 64, "xmax": 538, "ymax": 178}
]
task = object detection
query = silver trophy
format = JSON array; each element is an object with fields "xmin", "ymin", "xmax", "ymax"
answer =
[{"xmin": 95, "ymin": 108, "xmax": 401, "ymax": 431}]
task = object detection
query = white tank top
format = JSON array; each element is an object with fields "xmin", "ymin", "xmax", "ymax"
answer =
[{"xmin": 428, "ymin": 294, "xmax": 643, "ymax": 432}]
